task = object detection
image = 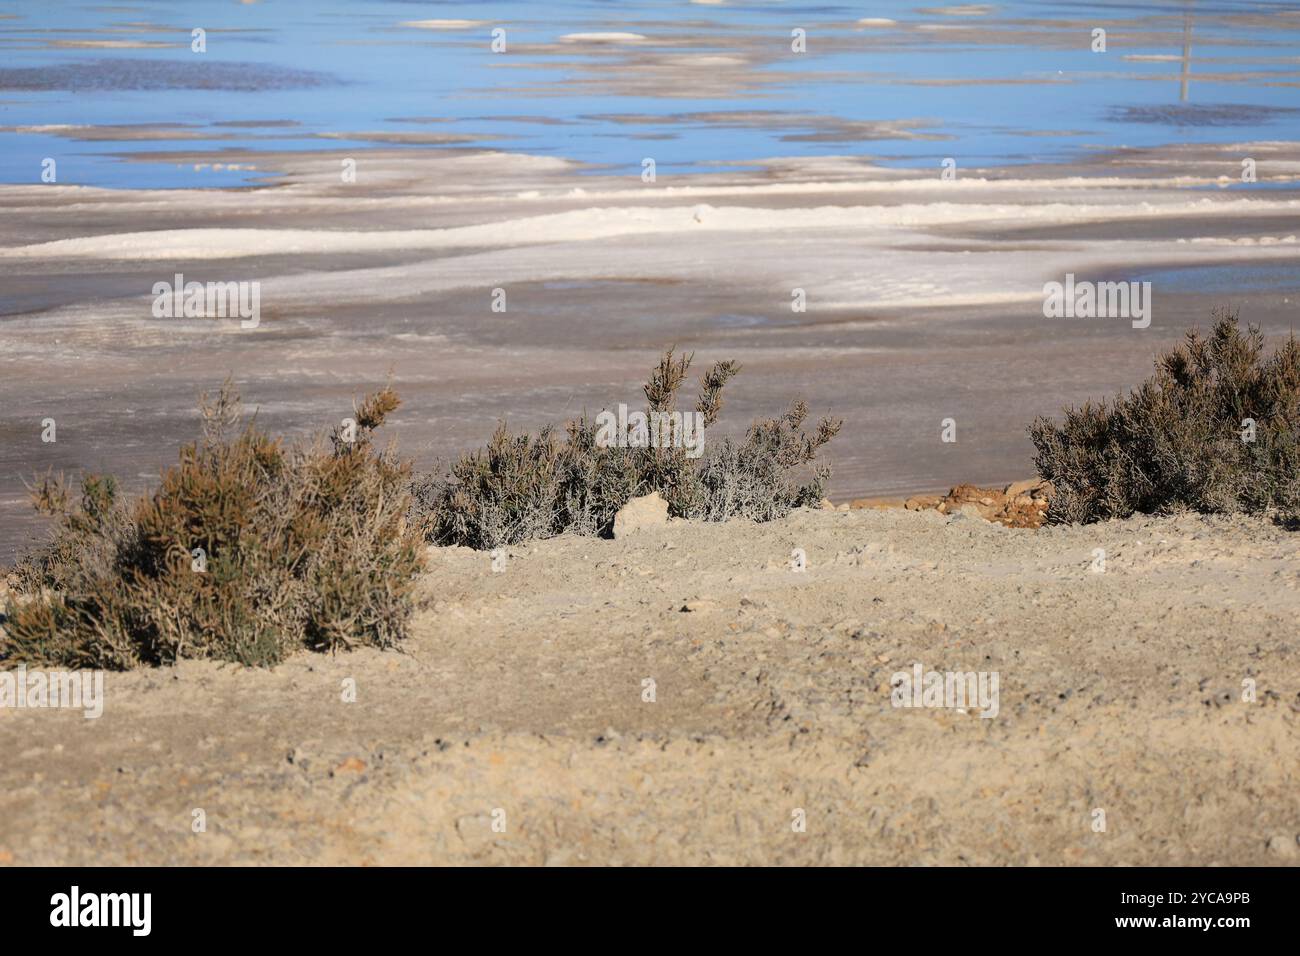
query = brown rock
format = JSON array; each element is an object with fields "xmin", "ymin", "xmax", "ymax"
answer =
[
  {"xmin": 848, "ymin": 497, "xmax": 906, "ymax": 510},
  {"xmin": 896, "ymin": 481, "xmax": 1052, "ymax": 529},
  {"xmin": 1005, "ymin": 477, "xmax": 1044, "ymax": 497}
]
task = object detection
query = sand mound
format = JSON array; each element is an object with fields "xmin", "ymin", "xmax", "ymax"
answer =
[{"xmin": 1, "ymin": 508, "xmax": 1297, "ymax": 864}]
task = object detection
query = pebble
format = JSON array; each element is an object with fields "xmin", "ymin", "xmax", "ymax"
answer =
[{"xmin": 1265, "ymin": 835, "xmax": 1298, "ymax": 859}]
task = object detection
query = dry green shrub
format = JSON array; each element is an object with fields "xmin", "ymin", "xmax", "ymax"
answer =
[
  {"xmin": 684, "ymin": 400, "xmax": 841, "ymax": 523},
  {"xmin": 1029, "ymin": 309, "xmax": 1300, "ymax": 524},
  {"xmin": 416, "ymin": 350, "xmax": 840, "ymax": 548},
  {"xmin": 2, "ymin": 383, "xmax": 425, "ymax": 669}
]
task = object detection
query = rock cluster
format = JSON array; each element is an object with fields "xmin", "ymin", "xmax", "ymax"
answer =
[
  {"xmin": 902, "ymin": 479, "xmax": 1054, "ymax": 528},
  {"xmin": 826, "ymin": 478, "xmax": 1055, "ymax": 528}
]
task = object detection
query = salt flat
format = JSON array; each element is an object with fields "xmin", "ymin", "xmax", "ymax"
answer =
[{"xmin": 2, "ymin": 143, "xmax": 1299, "ymax": 562}]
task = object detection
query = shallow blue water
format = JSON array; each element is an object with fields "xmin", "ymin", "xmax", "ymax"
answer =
[
  {"xmin": 1130, "ymin": 261, "xmax": 1300, "ymax": 294},
  {"xmin": 0, "ymin": 0, "xmax": 1298, "ymax": 188}
]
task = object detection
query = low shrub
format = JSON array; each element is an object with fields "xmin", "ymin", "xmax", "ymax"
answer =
[
  {"xmin": 2, "ymin": 383, "xmax": 425, "ymax": 668},
  {"xmin": 1029, "ymin": 309, "xmax": 1300, "ymax": 524},
  {"xmin": 415, "ymin": 349, "xmax": 841, "ymax": 548}
]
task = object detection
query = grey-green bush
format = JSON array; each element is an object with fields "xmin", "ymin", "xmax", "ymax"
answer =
[
  {"xmin": 415, "ymin": 349, "xmax": 841, "ymax": 548},
  {"xmin": 1029, "ymin": 309, "xmax": 1300, "ymax": 524}
]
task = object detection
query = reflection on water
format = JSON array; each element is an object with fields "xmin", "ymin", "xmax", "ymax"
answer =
[
  {"xmin": 1129, "ymin": 262, "xmax": 1300, "ymax": 295},
  {"xmin": 1111, "ymin": 103, "xmax": 1300, "ymax": 126},
  {"xmin": 0, "ymin": 1, "xmax": 1298, "ymax": 187},
  {"xmin": 0, "ymin": 58, "xmax": 330, "ymax": 92}
]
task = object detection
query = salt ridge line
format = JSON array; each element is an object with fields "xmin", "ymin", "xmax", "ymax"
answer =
[
  {"xmin": 3, "ymin": 235, "xmax": 1294, "ymax": 325},
  {"xmin": 4, "ymin": 172, "xmax": 1296, "ymax": 212},
  {"xmin": 2, "ymin": 156, "xmax": 1289, "ymax": 214},
  {"xmin": 2, "ymin": 197, "xmax": 1298, "ymax": 260}
]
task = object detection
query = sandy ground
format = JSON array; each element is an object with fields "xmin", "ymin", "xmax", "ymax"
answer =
[
  {"xmin": 2, "ymin": 506, "xmax": 1297, "ymax": 866},
  {"xmin": 3, "ymin": 142, "xmax": 1300, "ymax": 561}
]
